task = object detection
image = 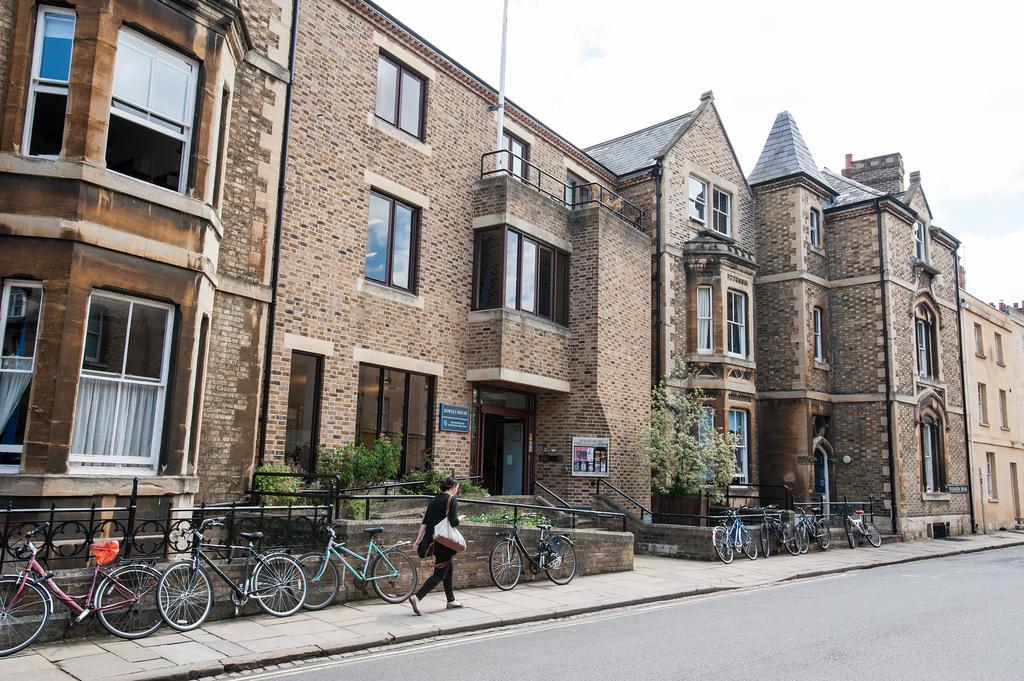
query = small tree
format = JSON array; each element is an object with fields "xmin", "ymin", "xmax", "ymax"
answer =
[{"xmin": 640, "ymin": 362, "xmax": 739, "ymax": 503}]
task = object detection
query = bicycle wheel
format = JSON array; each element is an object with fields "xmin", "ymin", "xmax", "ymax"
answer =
[
  {"xmin": 845, "ymin": 519, "xmax": 856, "ymax": 548},
  {"xmin": 297, "ymin": 552, "xmax": 341, "ymax": 611},
  {"xmin": 96, "ymin": 564, "xmax": 162, "ymax": 639},
  {"xmin": 157, "ymin": 561, "xmax": 213, "ymax": 632},
  {"xmin": 252, "ymin": 553, "xmax": 306, "ymax": 617},
  {"xmin": 712, "ymin": 526, "xmax": 733, "ymax": 564},
  {"xmin": 370, "ymin": 549, "xmax": 417, "ymax": 603},
  {"xmin": 782, "ymin": 522, "xmax": 801, "ymax": 555},
  {"xmin": 816, "ymin": 520, "xmax": 832, "ymax": 550},
  {"xmin": 796, "ymin": 523, "xmax": 810, "ymax": 554},
  {"xmin": 489, "ymin": 539, "xmax": 523, "ymax": 590},
  {"xmin": 0, "ymin": 576, "xmax": 50, "ymax": 657},
  {"xmin": 741, "ymin": 526, "xmax": 758, "ymax": 560},
  {"xmin": 544, "ymin": 536, "xmax": 577, "ymax": 585},
  {"xmin": 865, "ymin": 522, "xmax": 882, "ymax": 548},
  {"xmin": 759, "ymin": 522, "xmax": 772, "ymax": 558}
]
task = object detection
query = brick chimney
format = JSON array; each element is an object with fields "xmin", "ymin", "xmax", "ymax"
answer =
[{"xmin": 842, "ymin": 153, "xmax": 905, "ymax": 194}]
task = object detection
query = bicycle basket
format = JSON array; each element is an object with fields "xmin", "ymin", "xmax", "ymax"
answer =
[{"xmin": 89, "ymin": 540, "xmax": 120, "ymax": 565}]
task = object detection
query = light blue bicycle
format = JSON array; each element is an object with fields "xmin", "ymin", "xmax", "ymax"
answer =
[
  {"xmin": 711, "ymin": 507, "xmax": 758, "ymax": 564},
  {"xmin": 297, "ymin": 525, "xmax": 417, "ymax": 609}
]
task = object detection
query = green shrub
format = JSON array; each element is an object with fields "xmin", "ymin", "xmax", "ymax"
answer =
[
  {"xmin": 316, "ymin": 436, "xmax": 401, "ymax": 490},
  {"xmin": 465, "ymin": 510, "xmax": 548, "ymax": 526},
  {"xmin": 253, "ymin": 462, "xmax": 304, "ymax": 505}
]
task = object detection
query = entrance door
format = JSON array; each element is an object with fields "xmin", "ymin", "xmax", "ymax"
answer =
[
  {"xmin": 813, "ymin": 448, "xmax": 830, "ymax": 509},
  {"xmin": 1011, "ymin": 463, "xmax": 1021, "ymax": 522},
  {"xmin": 480, "ymin": 414, "xmax": 526, "ymax": 495}
]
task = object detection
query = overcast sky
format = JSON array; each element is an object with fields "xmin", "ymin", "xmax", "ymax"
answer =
[{"xmin": 374, "ymin": 0, "xmax": 1023, "ymax": 306}]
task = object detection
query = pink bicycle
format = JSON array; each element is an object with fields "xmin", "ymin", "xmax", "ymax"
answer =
[{"xmin": 0, "ymin": 522, "xmax": 162, "ymax": 656}]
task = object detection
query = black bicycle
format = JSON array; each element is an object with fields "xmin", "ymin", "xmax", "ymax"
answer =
[
  {"xmin": 156, "ymin": 518, "xmax": 306, "ymax": 631},
  {"xmin": 488, "ymin": 515, "xmax": 577, "ymax": 590},
  {"xmin": 758, "ymin": 507, "xmax": 799, "ymax": 557}
]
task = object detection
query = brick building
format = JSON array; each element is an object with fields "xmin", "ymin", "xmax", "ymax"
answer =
[
  {"xmin": 0, "ymin": 0, "xmax": 288, "ymax": 507},
  {"xmin": 2, "ymin": 0, "xmax": 981, "ymax": 535},
  {"xmin": 749, "ymin": 112, "xmax": 971, "ymax": 538},
  {"xmin": 962, "ymin": 293, "xmax": 1024, "ymax": 531}
]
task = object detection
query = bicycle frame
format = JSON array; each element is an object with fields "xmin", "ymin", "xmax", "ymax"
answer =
[
  {"xmin": 312, "ymin": 537, "xmax": 402, "ymax": 583},
  {"xmin": 496, "ymin": 519, "xmax": 571, "ymax": 571},
  {"xmin": 11, "ymin": 541, "xmax": 141, "ymax": 620},
  {"xmin": 189, "ymin": 540, "xmax": 281, "ymax": 600}
]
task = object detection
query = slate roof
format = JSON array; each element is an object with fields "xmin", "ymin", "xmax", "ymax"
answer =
[
  {"xmin": 748, "ymin": 111, "xmax": 831, "ymax": 189},
  {"xmin": 584, "ymin": 111, "xmax": 695, "ymax": 176},
  {"xmin": 820, "ymin": 168, "xmax": 885, "ymax": 207}
]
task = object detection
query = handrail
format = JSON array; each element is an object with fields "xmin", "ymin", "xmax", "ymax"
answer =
[
  {"xmin": 480, "ymin": 149, "xmax": 644, "ymax": 230},
  {"xmin": 338, "ymin": 493, "xmax": 628, "ymax": 533},
  {"xmin": 594, "ymin": 478, "xmax": 652, "ymax": 522},
  {"xmin": 534, "ymin": 481, "xmax": 575, "ymax": 509}
]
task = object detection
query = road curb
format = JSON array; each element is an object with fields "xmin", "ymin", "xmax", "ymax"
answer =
[{"xmin": 50, "ymin": 537, "xmax": 1024, "ymax": 680}]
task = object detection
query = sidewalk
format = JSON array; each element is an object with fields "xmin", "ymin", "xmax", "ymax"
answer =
[{"xmin": 6, "ymin": 531, "xmax": 1023, "ymax": 681}]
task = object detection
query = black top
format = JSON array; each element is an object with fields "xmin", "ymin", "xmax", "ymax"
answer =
[{"xmin": 418, "ymin": 492, "xmax": 460, "ymax": 560}]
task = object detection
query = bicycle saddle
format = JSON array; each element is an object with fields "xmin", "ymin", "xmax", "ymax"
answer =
[
  {"xmin": 239, "ymin": 531, "xmax": 264, "ymax": 541},
  {"xmin": 537, "ymin": 524, "xmax": 552, "ymax": 531},
  {"xmin": 811, "ymin": 506, "xmax": 823, "ymax": 513},
  {"xmin": 363, "ymin": 527, "xmax": 385, "ymax": 535}
]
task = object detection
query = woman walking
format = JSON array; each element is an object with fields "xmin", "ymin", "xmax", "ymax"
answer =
[{"xmin": 409, "ymin": 477, "xmax": 464, "ymax": 614}]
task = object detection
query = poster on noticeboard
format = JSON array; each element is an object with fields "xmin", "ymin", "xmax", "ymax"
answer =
[{"xmin": 571, "ymin": 437, "xmax": 609, "ymax": 477}]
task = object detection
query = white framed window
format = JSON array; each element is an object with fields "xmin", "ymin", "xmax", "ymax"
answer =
[
  {"xmin": 696, "ymin": 285, "xmax": 713, "ymax": 354},
  {"xmin": 726, "ymin": 290, "xmax": 747, "ymax": 358},
  {"xmin": 688, "ymin": 176, "xmax": 707, "ymax": 223},
  {"xmin": 914, "ymin": 221, "xmax": 927, "ymax": 261},
  {"xmin": 23, "ymin": 6, "xmax": 76, "ymax": 158},
  {"xmin": 994, "ymin": 332, "xmax": 1004, "ymax": 365},
  {"xmin": 999, "ymin": 390, "xmax": 1009, "ymax": 429},
  {"xmin": 921, "ymin": 418, "xmax": 941, "ymax": 492},
  {"xmin": 813, "ymin": 307, "xmax": 825, "ymax": 362},
  {"xmin": 729, "ymin": 409, "xmax": 749, "ymax": 484},
  {"xmin": 916, "ymin": 305, "xmax": 937, "ymax": 379},
  {"xmin": 810, "ymin": 209, "xmax": 821, "ymax": 248},
  {"xmin": 987, "ymin": 452, "xmax": 997, "ymax": 498},
  {"xmin": 1, "ymin": 282, "xmax": 43, "ymax": 472},
  {"xmin": 70, "ymin": 291, "xmax": 174, "ymax": 472},
  {"xmin": 974, "ymin": 323, "xmax": 984, "ymax": 356},
  {"xmin": 107, "ymin": 28, "xmax": 198, "ymax": 193},
  {"xmin": 712, "ymin": 189, "xmax": 731, "ymax": 236},
  {"xmin": 978, "ymin": 383, "xmax": 988, "ymax": 425}
]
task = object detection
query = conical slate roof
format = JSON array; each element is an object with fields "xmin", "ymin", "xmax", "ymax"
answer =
[{"xmin": 748, "ymin": 111, "xmax": 830, "ymax": 189}]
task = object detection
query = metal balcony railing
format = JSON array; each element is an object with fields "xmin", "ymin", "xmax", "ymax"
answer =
[{"xmin": 480, "ymin": 149, "xmax": 644, "ymax": 230}]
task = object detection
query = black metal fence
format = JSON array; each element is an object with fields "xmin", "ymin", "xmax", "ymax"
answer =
[{"xmin": 0, "ymin": 479, "xmax": 331, "ymax": 571}]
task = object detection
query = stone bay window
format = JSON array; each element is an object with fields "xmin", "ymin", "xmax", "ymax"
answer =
[
  {"xmin": 473, "ymin": 227, "xmax": 569, "ymax": 325},
  {"xmin": 70, "ymin": 292, "xmax": 174, "ymax": 472}
]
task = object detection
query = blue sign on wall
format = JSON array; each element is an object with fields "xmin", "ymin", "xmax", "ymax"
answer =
[{"xmin": 438, "ymin": 404, "xmax": 470, "ymax": 433}]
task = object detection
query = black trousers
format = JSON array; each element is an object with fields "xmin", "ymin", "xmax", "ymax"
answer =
[{"xmin": 416, "ymin": 556, "xmax": 455, "ymax": 601}]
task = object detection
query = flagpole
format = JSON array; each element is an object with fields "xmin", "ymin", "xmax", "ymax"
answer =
[{"xmin": 495, "ymin": 0, "xmax": 509, "ymax": 152}]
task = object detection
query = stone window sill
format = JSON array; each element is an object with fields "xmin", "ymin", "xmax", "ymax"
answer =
[
  {"xmin": 468, "ymin": 307, "xmax": 571, "ymax": 338},
  {"xmin": 809, "ymin": 245, "xmax": 826, "ymax": 256},
  {"xmin": 813, "ymin": 360, "xmax": 830, "ymax": 371},
  {"xmin": 367, "ymin": 113, "xmax": 433, "ymax": 156},
  {"xmin": 988, "ymin": 497, "xmax": 1000, "ymax": 504},
  {"xmin": 921, "ymin": 492, "xmax": 951, "ymax": 502},
  {"xmin": 356, "ymin": 277, "xmax": 424, "ymax": 309},
  {"xmin": 976, "ymin": 352, "xmax": 986, "ymax": 359}
]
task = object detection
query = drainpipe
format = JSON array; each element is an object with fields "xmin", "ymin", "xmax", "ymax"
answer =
[
  {"xmin": 256, "ymin": 0, "xmax": 300, "ymax": 468},
  {"xmin": 652, "ymin": 160, "xmax": 664, "ymax": 385},
  {"xmin": 875, "ymin": 201, "xmax": 900, "ymax": 535},
  {"xmin": 956, "ymin": 256, "xmax": 978, "ymax": 533}
]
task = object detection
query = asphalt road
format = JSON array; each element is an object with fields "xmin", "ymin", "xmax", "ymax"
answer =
[{"xmin": 239, "ymin": 545, "xmax": 1024, "ymax": 681}]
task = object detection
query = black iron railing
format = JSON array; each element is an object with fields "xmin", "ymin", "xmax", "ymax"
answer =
[
  {"xmin": 480, "ymin": 149, "xmax": 644, "ymax": 230},
  {"xmin": 724, "ymin": 483, "xmax": 793, "ymax": 511},
  {"xmin": 0, "ymin": 479, "xmax": 331, "ymax": 571}
]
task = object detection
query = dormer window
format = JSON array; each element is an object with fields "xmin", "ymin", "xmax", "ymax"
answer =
[
  {"xmin": 688, "ymin": 177, "xmax": 707, "ymax": 223},
  {"xmin": 914, "ymin": 221, "xmax": 927, "ymax": 261},
  {"xmin": 24, "ymin": 6, "xmax": 76, "ymax": 158},
  {"xmin": 106, "ymin": 29, "xmax": 198, "ymax": 193}
]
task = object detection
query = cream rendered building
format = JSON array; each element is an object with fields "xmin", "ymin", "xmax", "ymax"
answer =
[{"xmin": 963, "ymin": 291, "xmax": 1024, "ymax": 531}]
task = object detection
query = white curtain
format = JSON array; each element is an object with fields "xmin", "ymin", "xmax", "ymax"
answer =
[
  {"xmin": 697, "ymin": 287, "xmax": 712, "ymax": 352},
  {"xmin": 0, "ymin": 358, "xmax": 33, "ymax": 432},
  {"xmin": 72, "ymin": 377, "xmax": 160, "ymax": 459}
]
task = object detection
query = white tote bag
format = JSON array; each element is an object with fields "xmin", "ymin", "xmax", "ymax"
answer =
[{"xmin": 432, "ymin": 495, "xmax": 466, "ymax": 553}]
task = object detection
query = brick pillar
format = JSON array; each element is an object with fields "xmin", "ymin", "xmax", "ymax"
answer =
[{"xmin": 61, "ymin": 0, "xmax": 116, "ymax": 165}]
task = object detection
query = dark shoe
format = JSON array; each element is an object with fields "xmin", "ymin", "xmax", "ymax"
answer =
[
  {"xmin": 409, "ymin": 595, "xmax": 421, "ymax": 616},
  {"xmin": 446, "ymin": 600, "xmax": 463, "ymax": 610}
]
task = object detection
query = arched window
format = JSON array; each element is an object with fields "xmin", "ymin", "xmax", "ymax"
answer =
[
  {"xmin": 920, "ymin": 414, "xmax": 946, "ymax": 492},
  {"xmin": 915, "ymin": 304, "xmax": 938, "ymax": 379}
]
